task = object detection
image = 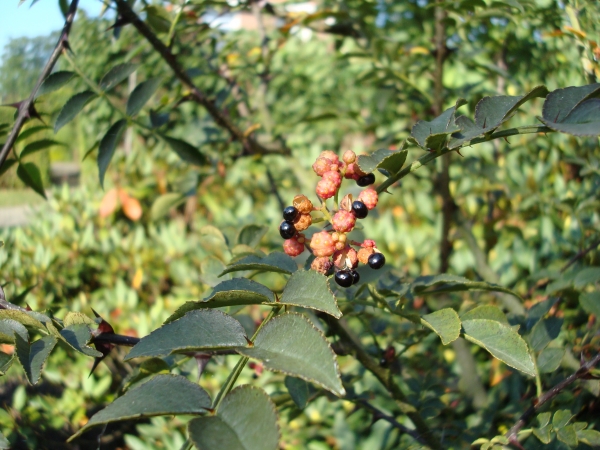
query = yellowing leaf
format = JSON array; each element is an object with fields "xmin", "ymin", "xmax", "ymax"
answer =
[{"xmin": 132, "ymin": 268, "xmax": 143, "ymax": 289}]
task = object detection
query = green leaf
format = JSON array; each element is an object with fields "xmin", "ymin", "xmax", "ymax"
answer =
[
  {"xmin": 285, "ymin": 376, "xmax": 310, "ymax": 409},
  {"xmin": 533, "ymin": 425, "xmax": 553, "ymax": 444},
  {"xmin": 577, "ymin": 429, "xmax": 600, "ymax": 446},
  {"xmin": 573, "ymin": 267, "xmax": 600, "ymax": 289},
  {"xmin": 279, "ymin": 270, "xmax": 341, "ymax": 318},
  {"xmin": 537, "ymin": 346, "xmax": 564, "ymax": 373},
  {"xmin": 421, "ymin": 308, "xmax": 461, "ymax": 345},
  {"xmin": 60, "ymin": 324, "xmax": 103, "ymax": 357},
  {"xmin": 36, "ymin": 71, "xmax": 76, "ymax": 97},
  {"xmin": 165, "ymin": 278, "xmax": 275, "ymax": 322},
  {"xmin": 17, "ymin": 162, "xmax": 46, "ymax": 198},
  {"xmin": 356, "ymin": 148, "xmax": 408, "ymax": 175},
  {"xmin": 411, "ymin": 274, "xmax": 522, "ymax": 300},
  {"xmin": 541, "ymin": 83, "xmax": 600, "ymax": 123},
  {"xmin": 0, "ymin": 319, "xmax": 28, "ymax": 344},
  {"xmin": 0, "ymin": 351, "xmax": 14, "ymax": 375},
  {"xmin": 63, "ymin": 312, "xmax": 95, "ymax": 327},
  {"xmin": 99, "ymin": 63, "xmax": 139, "ymax": 91},
  {"xmin": 188, "ymin": 386, "xmax": 279, "ymax": 450},
  {"xmin": 150, "ymin": 193, "xmax": 186, "ymax": 220},
  {"xmin": 126, "ymin": 77, "xmax": 162, "ymax": 117},
  {"xmin": 219, "ymin": 252, "xmax": 298, "ymax": 277},
  {"xmin": 0, "ymin": 431, "xmax": 8, "ymax": 449},
  {"xmin": 16, "ymin": 334, "xmax": 57, "ymax": 384},
  {"xmin": 15, "ymin": 125, "xmax": 50, "ymax": 143},
  {"xmin": 579, "ymin": 292, "xmax": 600, "ymax": 317},
  {"xmin": 553, "ymin": 409, "xmax": 573, "ymax": 430},
  {"xmin": 462, "ymin": 319, "xmax": 535, "ymax": 376},
  {"xmin": 125, "ymin": 309, "xmax": 248, "ymax": 360},
  {"xmin": 0, "ymin": 158, "xmax": 18, "ymax": 176},
  {"xmin": 0, "ymin": 310, "xmax": 46, "ymax": 329},
  {"xmin": 54, "ymin": 91, "xmax": 97, "ymax": 132},
  {"xmin": 236, "ymin": 224, "xmax": 268, "ymax": 248},
  {"xmin": 69, "ymin": 374, "xmax": 211, "ymax": 440},
  {"xmin": 20, "ymin": 139, "xmax": 65, "ymax": 158},
  {"xmin": 98, "ymin": 119, "xmax": 127, "ymax": 188},
  {"xmin": 411, "ymin": 99, "xmax": 465, "ymax": 149},
  {"xmin": 461, "ymin": 305, "xmax": 508, "ymax": 323},
  {"xmin": 540, "ymin": 99, "xmax": 600, "ymax": 137},
  {"xmin": 529, "ymin": 317, "xmax": 563, "ymax": 352},
  {"xmin": 526, "ymin": 297, "xmax": 559, "ymax": 330},
  {"xmin": 449, "ymin": 86, "xmax": 548, "ymax": 148},
  {"xmin": 237, "ymin": 313, "xmax": 345, "ymax": 396},
  {"xmin": 162, "ymin": 136, "xmax": 206, "ymax": 166}
]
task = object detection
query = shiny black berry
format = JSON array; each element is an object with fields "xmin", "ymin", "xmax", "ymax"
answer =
[
  {"xmin": 350, "ymin": 270, "xmax": 360, "ymax": 285},
  {"xmin": 283, "ymin": 206, "xmax": 299, "ymax": 221},
  {"xmin": 357, "ymin": 173, "xmax": 375, "ymax": 187},
  {"xmin": 279, "ymin": 221, "xmax": 296, "ymax": 239},
  {"xmin": 335, "ymin": 270, "xmax": 353, "ymax": 288},
  {"xmin": 352, "ymin": 201, "xmax": 368, "ymax": 219},
  {"xmin": 368, "ymin": 253, "xmax": 385, "ymax": 269}
]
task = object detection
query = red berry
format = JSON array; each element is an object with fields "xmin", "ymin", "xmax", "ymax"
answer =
[
  {"xmin": 358, "ymin": 188, "xmax": 378, "ymax": 210},
  {"xmin": 332, "ymin": 210, "xmax": 356, "ymax": 233},
  {"xmin": 342, "ymin": 150, "xmax": 356, "ymax": 164},
  {"xmin": 316, "ymin": 178, "xmax": 337, "ymax": 199},
  {"xmin": 312, "ymin": 157, "xmax": 334, "ymax": 176},
  {"xmin": 283, "ymin": 236, "xmax": 305, "ymax": 257},
  {"xmin": 333, "ymin": 246, "xmax": 358, "ymax": 269},
  {"xmin": 310, "ymin": 231, "xmax": 335, "ymax": 257}
]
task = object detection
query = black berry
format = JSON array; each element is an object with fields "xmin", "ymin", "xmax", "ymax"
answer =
[
  {"xmin": 279, "ymin": 221, "xmax": 296, "ymax": 239},
  {"xmin": 350, "ymin": 270, "xmax": 360, "ymax": 285},
  {"xmin": 368, "ymin": 253, "xmax": 385, "ymax": 269},
  {"xmin": 352, "ymin": 201, "xmax": 368, "ymax": 219},
  {"xmin": 357, "ymin": 173, "xmax": 375, "ymax": 187},
  {"xmin": 335, "ymin": 270, "xmax": 353, "ymax": 288},
  {"xmin": 283, "ymin": 206, "xmax": 299, "ymax": 221}
]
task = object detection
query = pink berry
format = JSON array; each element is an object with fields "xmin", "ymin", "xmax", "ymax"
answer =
[
  {"xmin": 311, "ymin": 256, "xmax": 333, "ymax": 275},
  {"xmin": 344, "ymin": 162, "xmax": 366, "ymax": 180},
  {"xmin": 316, "ymin": 178, "xmax": 337, "ymax": 199},
  {"xmin": 333, "ymin": 246, "xmax": 358, "ymax": 269},
  {"xmin": 310, "ymin": 231, "xmax": 335, "ymax": 257},
  {"xmin": 283, "ymin": 236, "xmax": 305, "ymax": 257},
  {"xmin": 342, "ymin": 150, "xmax": 356, "ymax": 164},
  {"xmin": 323, "ymin": 170, "xmax": 342, "ymax": 187},
  {"xmin": 332, "ymin": 210, "xmax": 356, "ymax": 233},
  {"xmin": 361, "ymin": 239, "xmax": 376, "ymax": 248},
  {"xmin": 312, "ymin": 157, "xmax": 334, "ymax": 176},
  {"xmin": 320, "ymin": 150, "xmax": 339, "ymax": 164},
  {"xmin": 358, "ymin": 188, "xmax": 378, "ymax": 210}
]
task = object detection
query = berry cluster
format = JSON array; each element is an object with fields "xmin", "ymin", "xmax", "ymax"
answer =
[{"xmin": 278, "ymin": 150, "xmax": 386, "ymax": 288}]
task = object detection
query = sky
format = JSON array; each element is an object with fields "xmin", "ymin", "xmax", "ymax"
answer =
[{"xmin": 0, "ymin": 0, "xmax": 103, "ymax": 53}]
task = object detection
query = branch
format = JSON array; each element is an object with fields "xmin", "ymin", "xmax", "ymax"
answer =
[
  {"xmin": 112, "ymin": 0, "xmax": 290, "ymax": 158},
  {"xmin": 320, "ymin": 314, "xmax": 443, "ymax": 450},
  {"xmin": 506, "ymin": 351, "xmax": 600, "ymax": 447},
  {"xmin": 0, "ymin": 0, "xmax": 80, "ymax": 171}
]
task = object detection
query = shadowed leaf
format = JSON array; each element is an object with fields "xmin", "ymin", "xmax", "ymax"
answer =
[
  {"xmin": 162, "ymin": 136, "xmax": 206, "ymax": 166},
  {"xmin": 36, "ymin": 71, "xmax": 76, "ymax": 97},
  {"xmin": 54, "ymin": 91, "xmax": 97, "ymax": 132},
  {"xmin": 125, "ymin": 309, "xmax": 248, "ymax": 360},
  {"xmin": 188, "ymin": 386, "xmax": 279, "ymax": 450},
  {"xmin": 421, "ymin": 308, "xmax": 461, "ymax": 345},
  {"xmin": 237, "ymin": 313, "xmax": 345, "ymax": 396},
  {"xmin": 126, "ymin": 77, "xmax": 162, "ymax": 116},
  {"xmin": 16, "ymin": 334, "xmax": 57, "ymax": 384},
  {"xmin": 98, "ymin": 119, "xmax": 127, "ymax": 188},
  {"xmin": 69, "ymin": 374, "xmax": 211, "ymax": 440},
  {"xmin": 220, "ymin": 252, "xmax": 298, "ymax": 277},
  {"xmin": 99, "ymin": 63, "xmax": 139, "ymax": 90},
  {"xmin": 17, "ymin": 162, "xmax": 46, "ymax": 198}
]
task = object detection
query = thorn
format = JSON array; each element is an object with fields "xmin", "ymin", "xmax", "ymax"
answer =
[
  {"xmin": 25, "ymin": 304, "xmax": 32, "ymax": 311},
  {"xmin": 195, "ymin": 353, "xmax": 211, "ymax": 380},
  {"xmin": 503, "ymin": 137, "xmax": 510, "ymax": 144},
  {"xmin": 456, "ymin": 149, "xmax": 464, "ymax": 157},
  {"xmin": 244, "ymin": 336, "xmax": 254, "ymax": 347}
]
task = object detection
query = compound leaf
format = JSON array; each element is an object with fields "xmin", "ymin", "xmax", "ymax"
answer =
[
  {"xmin": 188, "ymin": 386, "xmax": 279, "ymax": 450},
  {"xmin": 125, "ymin": 309, "xmax": 248, "ymax": 360},
  {"xmin": 237, "ymin": 313, "xmax": 345, "ymax": 396}
]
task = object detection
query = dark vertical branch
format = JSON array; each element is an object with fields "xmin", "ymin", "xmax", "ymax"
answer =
[
  {"xmin": 0, "ymin": 0, "xmax": 80, "ymax": 171},
  {"xmin": 433, "ymin": 1, "xmax": 453, "ymax": 273}
]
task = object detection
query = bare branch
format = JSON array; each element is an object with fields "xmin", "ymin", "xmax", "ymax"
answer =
[
  {"xmin": 0, "ymin": 0, "xmax": 80, "ymax": 171},
  {"xmin": 112, "ymin": 0, "xmax": 290, "ymax": 158},
  {"xmin": 506, "ymin": 352, "xmax": 600, "ymax": 447}
]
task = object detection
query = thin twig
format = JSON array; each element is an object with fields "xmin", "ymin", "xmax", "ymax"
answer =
[
  {"xmin": 266, "ymin": 167, "xmax": 285, "ymax": 210},
  {"xmin": 353, "ymin": 398, "xmax": 429, "ymax": 446},
  {"xmin": 319, "ymin": 314, "xmax": 443, "ymax": 450},
  {"xmin": 506, "ymin": 351, "xmax": 600, "ymax": 447},
  {"xmin": 0, "ymin": 0, "xmax": 80, "ymax": 171},
  {"xmin": 112, "ymin": 0, "xmax": 289, "ymax": 158}
]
